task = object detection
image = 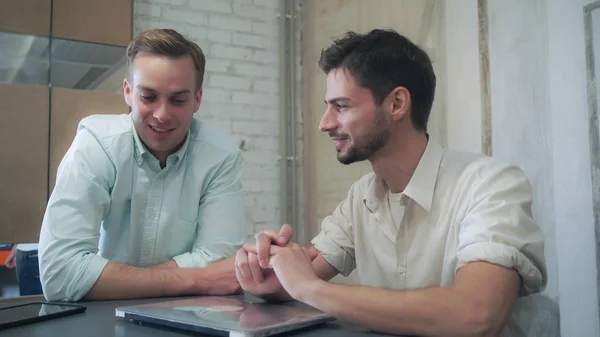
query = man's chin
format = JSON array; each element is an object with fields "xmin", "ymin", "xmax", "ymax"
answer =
[
  {"xmin": 336, "ymin": 154, "xmax": 356, "ymax": 165},
  {"xmin": 336, "ymin": 147, "xmax": 369, "ymax": 165}
]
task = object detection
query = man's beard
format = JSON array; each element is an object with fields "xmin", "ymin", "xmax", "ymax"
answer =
[{"xmin": 337, "ymin": 109, "xmax": 391, "ymax": 165}]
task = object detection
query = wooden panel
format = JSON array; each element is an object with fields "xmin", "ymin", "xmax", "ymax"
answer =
[
  {"xmin": 0, "ymin": 84, "xmax": 49, "ymax": 244},
  {"xmin": 52, "ymin": 0, "xmax": 133, "ymax": 46},
  {"xmin": 0, "ymin": 0, "xmax": 51, "ymax": 36},
  {"xmin": 49, "ymin": 88, "xmax": 127, "ymax": 190}
]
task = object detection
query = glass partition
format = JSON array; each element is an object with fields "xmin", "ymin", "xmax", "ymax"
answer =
[
  {"xmin": 0, "ymin": 32, "xmax": 49, "ymax": 86},
  {"xmin": 50, "ymin": 38, "xmax": 127, "ymax": 92},
  {"xmin": 0, "ymin": 1, "xmax": 131, "ymax": 299}
]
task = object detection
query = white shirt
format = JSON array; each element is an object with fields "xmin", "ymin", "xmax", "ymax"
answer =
[{"xmin": 311, "ymin": 139, "xmax": 549, "ymax": 336}]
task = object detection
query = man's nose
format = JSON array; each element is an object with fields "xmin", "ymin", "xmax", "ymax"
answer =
[
  {"xmin": 153, "ymin": 102, "xmax": 171, "ymax": 122},
  {"xmin": 319, "ymin": 107, "xmax": 338, "ymax": 132}
]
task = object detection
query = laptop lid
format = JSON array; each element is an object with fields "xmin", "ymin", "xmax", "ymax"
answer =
[{"xmin": 115, "ymin": 296, "xmax": 335, "ymax": 337}]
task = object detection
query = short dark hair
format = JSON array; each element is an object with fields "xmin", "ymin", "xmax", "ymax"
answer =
[{"xmin": 318, "ymin": 29, "xmax": 436, "ymax": 131}]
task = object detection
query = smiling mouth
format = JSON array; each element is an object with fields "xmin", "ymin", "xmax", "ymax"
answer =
[
  {"xmin": 149, "ymin": 125, "xmax": 174, "ymax": 133},
  {"xmin": 332, "ymin": 137, "xmax": 348, "ymax": 149}
]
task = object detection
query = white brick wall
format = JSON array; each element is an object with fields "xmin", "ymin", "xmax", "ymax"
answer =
[{"xmin": 134, "ymin": 0, "xmax": 302, "ymax": 236}]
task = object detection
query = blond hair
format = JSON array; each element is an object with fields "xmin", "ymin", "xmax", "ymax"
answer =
[{"xmin": 126, "ymin": 29, "xmax": 206, "ymax": 90}]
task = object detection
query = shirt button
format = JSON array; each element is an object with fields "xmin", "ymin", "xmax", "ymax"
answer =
[{"xmin": 397, "ymin": 265, "xmax": 406, "ymax": 274}]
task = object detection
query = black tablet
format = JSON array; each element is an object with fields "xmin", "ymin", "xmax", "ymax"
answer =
[{"xmin": 0, "ymin": 302, "xmax": 86, "ymax": 330}]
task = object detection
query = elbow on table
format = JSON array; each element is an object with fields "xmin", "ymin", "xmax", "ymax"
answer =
[
  {"xmin": 42, "ymin": 286, "xmax": 72, "ymax": 302},
  {"xmin": 40, "ymin": 273, "xmax": 82, "ymax": 302},
  {"xmin": 40, "ymin": 260, "xmax": 86, "ymax": 302}
]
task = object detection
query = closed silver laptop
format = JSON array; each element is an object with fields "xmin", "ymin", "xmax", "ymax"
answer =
[{"xmin": 115, "ymin": 296, "xmax": 335, "ymax": 337}]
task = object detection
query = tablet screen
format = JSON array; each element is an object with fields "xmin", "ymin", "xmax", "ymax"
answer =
[{"xmin": 0, "ymin": 303, "xmax": 82, "ymax": 325}]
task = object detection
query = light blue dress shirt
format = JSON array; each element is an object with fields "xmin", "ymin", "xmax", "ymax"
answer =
[{"xmin": 38, "ymin": 114, "xmax": 248, "ymax": 301}]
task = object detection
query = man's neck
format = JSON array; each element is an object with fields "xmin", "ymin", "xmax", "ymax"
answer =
[
  {"xmin": 149, "ymin": 137, "xmax": 187, "ymax": 169},
  {"xmin": 369, "ymin": 131, "xmax": 428, "ymax": 194}
]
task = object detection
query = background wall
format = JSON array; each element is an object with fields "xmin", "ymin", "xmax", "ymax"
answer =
[
  {"xmin": 547, "ymin": 0, "xmax": 599, "ymax": 335},
  {"xmin": 448, "ymin": 0, "xmax": 599, "ymax": 336},
  {"xmin": 134, "ymin": 0, "xmax": 294, "ymax": 235},
  {"xmin": 487, "ymin": 0, "xmax": 558, "ymax": 303},
  {"xmin": 487, "ymin": 1, "xmax": 600, "ymax": 335},
  {"xmin": 443, "ymin": 0, "xmax": 482, "ymax": 154}
]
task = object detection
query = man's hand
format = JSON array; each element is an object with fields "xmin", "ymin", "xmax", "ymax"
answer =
[
  {"xmin": 234, "ymin": 224, "xmax": 294, "ymax": 298},
  {"xmin": 198, "ymin": 258, "xmax": 242, "ymax": 295},
  {"xmin": 268, "ymin": 243, "xmax": 323, "ymax": 301},
  {"xmin": 234, "ymin": 224, "xmax": 318, "ymax": 300},
  {"xmin": 4, "ymin": 245, "xmax": 17, "ymax": 269},
  {"xmin": 235, "ymin": 248, "xmax": 284, "ymax": 297},
  {"xmin": 254, "ymin": 224, "xmax": 294, "ymax": 268}
]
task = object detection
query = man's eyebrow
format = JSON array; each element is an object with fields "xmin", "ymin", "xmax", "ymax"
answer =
[
  {"xmin": 136, "ymin": 85, "xmax": 155, "ymax": 92},
  {"xmin": 325, "ymin": 97, "xmax": 351, "ymax": 105},
  {"xmin": 171, "ymin": 89, "xmax": 191, "ymax": 95},
  {"xmin": 136, "ymin": 86, "xmax": 191, "ymax": 95}
]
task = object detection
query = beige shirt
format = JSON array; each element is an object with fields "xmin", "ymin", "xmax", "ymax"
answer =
[{"xmin": 311, "ymin": 140, "xmax": 549, "ymax": 335}]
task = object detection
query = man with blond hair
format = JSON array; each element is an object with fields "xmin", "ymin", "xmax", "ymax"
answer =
[{"xmin": 38, "ymin": 29, "xmax": 247, "ymax": 302}]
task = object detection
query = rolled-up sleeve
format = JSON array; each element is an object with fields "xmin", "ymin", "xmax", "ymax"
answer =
[
  {"xmin": 38, "ymin": 127, "xmax": 114, "ymax": 302},
  {"xmin": 172, "ymin": 152, "xmax": 247, "ymax": 268},
  {"xmin": 311, "ymin": 186, "xmax": 357, "ymax": 277},
  {"xmin": 457, "ymin": 162, "xmax": 547, "ymax": 296}
]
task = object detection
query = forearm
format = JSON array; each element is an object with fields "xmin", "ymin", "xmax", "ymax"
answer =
[
  {"xmin": 302, "ymin": 281, "xmax": 497, "ymax": 337},
  {"xmin": 84, "ymin": 261, "xmax": 198, "ymax": 300},
  {"xmin": 85, "ymin": 257, "xmax": 239, "ymax": 300}
]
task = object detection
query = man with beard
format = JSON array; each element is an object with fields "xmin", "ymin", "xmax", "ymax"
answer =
[
  {"xmin": 235, "ymin": 29, "xmax": 548, "ymax": 337},
  {"xmin": 38, "ymin": 29, "xmax": 246, "ymax": 302}
]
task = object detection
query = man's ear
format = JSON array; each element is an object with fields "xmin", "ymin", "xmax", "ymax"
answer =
[
  {"xmin": 390, "ymin": 86, "xmax": 411, "ymax": 122},
  {"xmin": 123, "ymin": 78, "xmax": 132, "ymax": 108},
  {"xmin": 194, "ymin": 88, "xmax": 203, "ymax": 113}
]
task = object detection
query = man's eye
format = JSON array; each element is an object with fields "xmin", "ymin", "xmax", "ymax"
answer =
[
  {"xmin": 140, "ymin": 95, "xmax": 155, "ymax": 102},
  {"xmin": 172, "ymin": 99, "xmax": 186, "ymax": 105}
]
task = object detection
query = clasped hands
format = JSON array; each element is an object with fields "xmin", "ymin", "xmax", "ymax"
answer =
[{"xmin": 234, "ymin": 224, "xmax": 321, "ymax": 302}]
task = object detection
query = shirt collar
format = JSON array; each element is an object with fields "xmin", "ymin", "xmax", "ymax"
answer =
[
  {"xmin": 168, "ymin": 130, "xmax": 191, "ymax": 169},
  {"xmin": 132, "ymin": 120, "xmax": 148, "ymax": 166},
  {"xmin": 131, "ymin": 115, "xmax": 192, "ymax": 168},
  {"xmin": 363, "ymin": 138, "xmax": 443, "ymax": 213}
]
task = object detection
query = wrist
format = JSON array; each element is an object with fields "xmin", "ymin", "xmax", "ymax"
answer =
[
  {"xmin": 172, "ymin": 268, "xmax": 203, "ymax": 295},
  {"xmin": 296, "ymin": 278, "xmax": 327, "ymax": 304},
  {"xmin": 191, "ymin": 268, "xmax": 211, "ymax": 294}
]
